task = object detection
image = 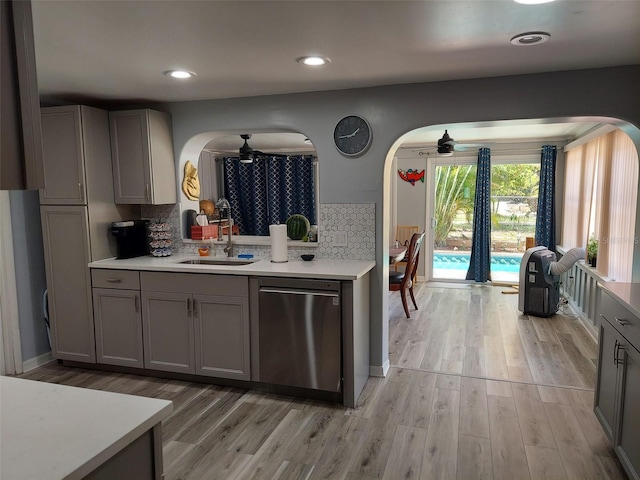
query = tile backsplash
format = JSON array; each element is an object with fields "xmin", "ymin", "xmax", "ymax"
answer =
[{"xmin": 142, "ymin": 203, "xmax": 375, "ymax": 261}]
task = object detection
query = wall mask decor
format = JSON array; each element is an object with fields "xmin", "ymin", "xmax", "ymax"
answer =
[
  {"xmin": 398, "ymin": 168, "xmax": 425, "ymax": 186},
  {"xmin": 182, "ymin": 160, "xmax": 201, "ymax": 200}
]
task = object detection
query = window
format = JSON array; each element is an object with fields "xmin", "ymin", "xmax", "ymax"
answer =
[{"xmin": 561, "ymin": 130, "xmax": 638, "ymax": 281}]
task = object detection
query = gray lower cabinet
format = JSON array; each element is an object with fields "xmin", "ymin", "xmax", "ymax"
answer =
[
  {"xmin": 594, "ymin": 318, "xmax": 619, "ymax": 440},
  {"xmin": 140, "ymin": 272, "xmax": 250, "ymax": 380},
  {"xmin": 41, "ymin": 206, "xmax": 95, "ymax": 363},
  {"xmin": 595, "ymin": 286, "xmax": 640, "ymax": 480},
  {"xmin": 92, "ymin": 269, "xmax": 143, "ymax": 368},
  {"xmin": 193, "ymin": 294, "xmax": 249, "ymax": 379},
  {"xmin": 142, "ymin": 291, "xmax": 194, "ymax": 374},
  {"xmin": 616, "ymin": 341, "xmax": 640, "ymax": 480}
]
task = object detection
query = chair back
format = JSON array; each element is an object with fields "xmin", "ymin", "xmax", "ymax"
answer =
[
  {"xmin": 396, "ymin": 225, "xmax": 419, "ymax": 247},
  {"xmin": 403, "ymin": 231, "xmax": 425, "ymax": 287}
]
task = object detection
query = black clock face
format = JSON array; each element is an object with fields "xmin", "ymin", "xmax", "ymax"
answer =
[{"xmin": 334, "ymin": 115, "xmax": 371, "ymax": 157}]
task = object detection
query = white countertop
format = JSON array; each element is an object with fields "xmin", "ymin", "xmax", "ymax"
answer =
[
  {"xmin": 89, "ymin": 254, "xmax": 375, "ymax": 280},
  {"xmin": 600, "ymin": 282, "xmax": 640, "ymax": 318},
  {"xmin": 0, "ymin": 376, "xmax": 173, "ymax": 480}
]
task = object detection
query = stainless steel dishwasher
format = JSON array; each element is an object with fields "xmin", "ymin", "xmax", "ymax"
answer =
[{"xmin": 257, "ymin": 277, "xmax": 341, "ymax": 393}]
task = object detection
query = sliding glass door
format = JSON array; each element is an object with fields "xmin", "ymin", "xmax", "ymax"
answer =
[{"xmin": 428, "ymin": 157, "xmax": 539, "ymax": 283}]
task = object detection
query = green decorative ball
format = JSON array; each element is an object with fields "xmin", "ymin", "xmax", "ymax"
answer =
[{"xmin": 286, "ymin": 214, "xmax": 310, "ymax": 240}]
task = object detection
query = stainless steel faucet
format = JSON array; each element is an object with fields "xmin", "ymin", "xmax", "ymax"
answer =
[{"xmin": 215, "ymin": 197, "xmax": 233, "ymax": 257}]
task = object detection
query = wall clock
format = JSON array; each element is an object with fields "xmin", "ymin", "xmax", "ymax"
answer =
[{"xmin": 333, "ymin": 115, "xmax": 372, "ymax": 157}]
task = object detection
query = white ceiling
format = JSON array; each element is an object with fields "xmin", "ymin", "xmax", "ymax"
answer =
[{"xmin": 30, "ymin": 0, "xmax": 640, "ymax": 148}]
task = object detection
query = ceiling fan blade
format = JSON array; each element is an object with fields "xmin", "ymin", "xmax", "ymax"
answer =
[{"xmin": 453, "ymin": 142, "xmax": 495, "ymax": 151}]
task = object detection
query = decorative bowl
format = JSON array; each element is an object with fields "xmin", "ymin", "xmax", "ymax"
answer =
[{"xmin": 301, "ymin": 254, "xmax": 315, "ymax": 261}]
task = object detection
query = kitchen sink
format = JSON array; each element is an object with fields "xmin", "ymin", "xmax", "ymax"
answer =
[{"xmin": 178, "ymin": 258, "xmax": 257, "ymax": 266}]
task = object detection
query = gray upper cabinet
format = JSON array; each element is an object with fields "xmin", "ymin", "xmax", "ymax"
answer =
[
  {"xmin": 41, "ymin": 206, "xmax": 95, "ymax": 363},
  {"xmin": 40, "ymin": 106, "xmax": 86, "ymax": 204},
  {"xmin": 109, "ymin": 109, "xmax": 177, "ymax": 205},
  {"xmin": 0, "ymin": 0, "xmax": 44, "ymax": 190}
]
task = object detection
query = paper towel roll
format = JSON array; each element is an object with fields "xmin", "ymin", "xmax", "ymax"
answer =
[{"xmin": 269, "ymin": 224, "xmax": 288, "ymax": 263}]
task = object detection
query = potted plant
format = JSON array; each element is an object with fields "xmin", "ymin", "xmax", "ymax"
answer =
[{"xmin": 587, "ymin": 237, "xmax": 599, "ymax": 267}]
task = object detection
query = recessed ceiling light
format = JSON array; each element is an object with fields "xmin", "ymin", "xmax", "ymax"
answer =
[
  {"xmin": 513, "ymin": 0, "xmax": 555, "ymax": 4},
  {"xmin": 297, "ymin": 56, "xmax": 330, "ymax": 66},
  {"xmin": 510, "ymin": 31, "xmax": 551, "ymax": 46},
  {"xmin": 163, "ymin": 70, "xmax": 196, "ymax": 79}
]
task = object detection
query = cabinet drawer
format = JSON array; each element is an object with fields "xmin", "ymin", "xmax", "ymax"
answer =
[
  {"xmin": 600, "ymin": 290, "xmax": 640, "ymax": 348},
  {"xmin": 140, "ymin": 272, "xmax": 248, "ymax": 297},
  {"xmin": 92, "ymin": 269, "xmax": 140, "ymax": 290}
]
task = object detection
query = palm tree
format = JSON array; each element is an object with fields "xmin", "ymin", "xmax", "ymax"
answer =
[{"xmin": 434, "ymin": 165, "xmax": 474, "ymax": 247}]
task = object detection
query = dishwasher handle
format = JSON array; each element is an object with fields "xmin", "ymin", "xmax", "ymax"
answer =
[{"xmin": 259, "ymin": 287, "xmax": 339, "ymax": 298}]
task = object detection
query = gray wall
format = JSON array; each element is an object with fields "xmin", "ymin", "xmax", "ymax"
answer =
[
  {"xmin": 9, "ymin": 190, "xmax": 50, "ymax": 361},
  {"xmin": 163, "ymin": 65, "xmax": 640, "ymax": 371}
]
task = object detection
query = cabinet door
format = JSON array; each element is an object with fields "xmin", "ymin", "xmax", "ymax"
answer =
[
  {"xmin": 41, "ymin": 206, "xmax": 95, "ymax": 363},
  {"xmin": 142, "ymin": 291, "xmax": 194, "ymax": 373},
  {"xmin": 616, "ymin": 343, "xmax": 640, "ymax": 480},
  {"xmin": 93, "ymin": 288, "xmax": 143, "ymax": 368},
  {"xmin": 40, "ymin": 106, "xmax": 86, "ymax": 204},
  {"xmin": 193, "ymin": 294, "xmax": 250, "ymax": 380},
  {"xmin": 110, "ymin": 110, "xmax": 151, "ymax": 204},
  {"xmin": 595, "ymin": 317, "xmax": 620, "ymax": 440}
]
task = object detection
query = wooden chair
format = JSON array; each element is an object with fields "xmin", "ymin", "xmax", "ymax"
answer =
[
  {"xmin": 389, "ymin": 231, "xmax": 425, "ymax": 318},
  {"xmin": 394, "ymin": 225, "xmax": 419, "ymax": 272}
]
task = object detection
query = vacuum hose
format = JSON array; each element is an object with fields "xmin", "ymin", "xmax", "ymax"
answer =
[{"xmin": 549, "ymin": 247, "xmax": 586, "ymax": 275}]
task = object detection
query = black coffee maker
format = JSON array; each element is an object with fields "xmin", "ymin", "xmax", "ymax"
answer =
[{"xmin": 111, "ymin": 220, "xmax": 149, "ymax": 259}]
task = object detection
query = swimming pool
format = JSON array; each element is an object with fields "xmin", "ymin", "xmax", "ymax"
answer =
[{"xmin": 433, "ymin": 252, "xmax": 522, "ymax": 274}]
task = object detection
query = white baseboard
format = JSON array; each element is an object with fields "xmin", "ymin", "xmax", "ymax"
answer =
[
  {"xmin": 22, "ymin": 351, "xmax": 54, "ymax": 373},
  {"xmin": 369, "ymin": 359, "xmax": 390, "ymax": 377}
]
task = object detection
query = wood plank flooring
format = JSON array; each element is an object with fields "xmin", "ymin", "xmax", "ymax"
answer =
[
  {"xmin": 18, "ymin": 284, "xmax": 625, "ymax": 479},
  {"xmin": 389, "ymin": 283, "xmax": 598, "ymax": 388}
]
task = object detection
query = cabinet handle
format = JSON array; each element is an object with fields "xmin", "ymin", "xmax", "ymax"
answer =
[
  {"xmin": 106, "ymin": 278, "xmax": 122, "ymax": 283},
  {"xmin": 615, "ymin": 317, "xmax": 630, "ymax": 327},
  {"xmin": 193, "ymin": 300, "xmax": 198, "ymax": 318},
  {"xmin": 615, "ymin": 340, "xmax": 625, "ymax": 366},
  {"xmin": 145, "ymin": 184, "xmax": 150, "ymax": 202},
  {"xmin": 134, "ymin": 295, "xmax": 139, "ymax": 312},
  {"xmin": 614, "ymin": 339, "xmax": 619, "ymax": 366},
  {"xmin": 78, "ymin": 183, "xmax": 84, "ymax": 200},
  {"xmin": 186, "ymin": 298, "xmax": 191, "ymax": 316}
]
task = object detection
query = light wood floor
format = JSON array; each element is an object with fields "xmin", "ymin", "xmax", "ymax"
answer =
[
  {"xmin": 20, "ymin": 284, "xmax": 625, "ymax": 480},
  {"xmin": 389, "ymin": 283, "xmax": 598, "ymax": 388}
]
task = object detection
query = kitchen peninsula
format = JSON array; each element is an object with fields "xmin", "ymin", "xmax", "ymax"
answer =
[
  {"xmin": 88, "ymin": 255, "xmax": 375, "ymax": 407},
  {"xmin": 0, "ymin": 376, "xmax": 172, "ymax": 480}
]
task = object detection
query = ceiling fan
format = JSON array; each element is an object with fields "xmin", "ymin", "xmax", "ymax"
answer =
[
  {"xmin": 236, "ymin": 133, "xmax": 284, "ymax": 163},
  {"xmin": 412, "ymin": 130, "xmax": 494, "ymax": 156},
  {"xmin": 437, "ymin": 130, "xmax": 496, "ymax": 155},
  {"xmin": 238, "ymin": 134, "xmax": 256, "ymax": 163}
]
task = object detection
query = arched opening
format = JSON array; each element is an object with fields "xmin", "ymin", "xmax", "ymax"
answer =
[
  {"xmin": 382, "ymin": 116, "xmax": 640, "ymax": 373},
  {"xmin": 176, "ymin": 129, "xmax": 317, "ymax": 241}
]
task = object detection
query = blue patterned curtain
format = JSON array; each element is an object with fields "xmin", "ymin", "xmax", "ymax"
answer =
[
  {"xmin": 535, "ymin": 145, "xmax": 557, "ymax": 250},
  {"xmin": 466, "ymin": 148, "xmax": 492, "ymax": 282},
  {"xmin": 223, "ymin": 155, "xmax": 316, "ymax": 236}
]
